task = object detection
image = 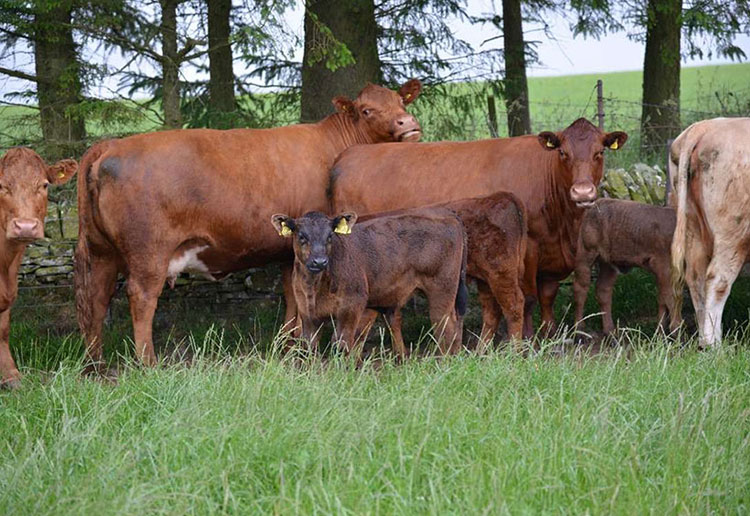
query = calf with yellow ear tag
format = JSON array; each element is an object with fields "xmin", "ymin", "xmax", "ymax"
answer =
[{"xmin": 270, "ymin": 208, "xmax": 466, "ymax": 361}]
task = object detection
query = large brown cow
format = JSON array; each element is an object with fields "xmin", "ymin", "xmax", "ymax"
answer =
[
  {"xmin": 670, "ymin": 117, "xmax": 750, "ymax": 347},
  {"xmin": 75, "ymin": 80, "xmax": 422, "ymax": 370},
  {"xmin": 330, "ymin": 118, "xmax": 627, "ymax": 337},
  {"xmin": 0, "ymin": 148, "xmax": 77, "ymax": 389}
]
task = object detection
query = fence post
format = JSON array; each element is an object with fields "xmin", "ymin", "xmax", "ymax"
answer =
[
  {"xmin": 487, "ymin": 95, "xmax": 498, "ymax": 138},
  {"xmin": 596, "ymin": 79, "xmax": 604, "ymax": 129}
]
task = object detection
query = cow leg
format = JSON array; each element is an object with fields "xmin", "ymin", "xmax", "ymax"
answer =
[
  {"xmin": 299, "ymin": 316, "xmax": 323, "ymax": 355},
  {"xmin": 82, "ymin": 256, "xmax": 118, "ymax": 373},
  {"xmin": 476, "ymin": 280, "xmax": 501, "ymax": 352},
  {"xmin": 684, "ymin": 230, "xmax": 710, "ymax": 338},
  {"xmin": 334, "ymin": 310, "xmax": 364, "ymax": 362},
  {"xmin": 653, "ymin": 263, "xmax": 675, "ymax": 333},
  {"xmin": 595, "ymin": 262, "xmax": 619, "ymax": 335},
  {"xmin": 386, "ymin": 309, "xmax": 409, "ymax": 361},
  {"xmin": 280, "ymin": 264, "xmax": 300, "ymax": 338},
  {"xmin": 126, "ymin": 270, "xmax": 166, "ymax": 367},
  {"xmin": 427, "ymin": 296, "xmax": 461, "ymax": 355},
  {"xmin": 521, "ymin": 242, "xmax": 540, "ymax": 339},
  {"xmin": 538, "ymin": 279, "xmax": 560, "ymax": 337},
  {"xmin": 572, "ymin": 252, "xmax": 597, "ymax": 331},
  {"xmin": 0, "ymin": 309, "xmax": 20, "ymax": 389},
  {"xmin": 701, "ymin": 246, "xmax": 745, "ymax": 347}
]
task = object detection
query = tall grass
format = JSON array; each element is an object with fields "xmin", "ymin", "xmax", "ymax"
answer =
[{"xmin": 1, "ymin": 330, "xmax": 749, "ymax": 514}]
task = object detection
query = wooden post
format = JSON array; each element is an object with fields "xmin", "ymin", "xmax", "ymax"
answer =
[
  {"xmin": 487, "ymin": 95, "xmax": 498, "ymax": 138},
  {"xmin": 596, "ymin": 79, "xmax": 604, "ymax": 129}
]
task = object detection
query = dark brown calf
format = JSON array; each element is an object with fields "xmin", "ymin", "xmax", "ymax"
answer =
[
  {"xmin": 0, "ymin": 148, "xmax": 77, "ymax": 389},
  {"xmin": 271, "ymin": 209, "xmax": 468, "ymax": 359},
  {"xmin": 573, "ymin": 198, "xmax": 677, "ymax": 335},
  {"xmin": 441, "ymin": 193, "xmax": 527, "ymax": 346}
]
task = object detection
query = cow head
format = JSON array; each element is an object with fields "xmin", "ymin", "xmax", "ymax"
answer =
[
  {"xmin": 272, "ymin": 211, "xmax": 358, "ymax": 275},
  {"xmin": 332, "ymin": 79, "xmax": 422, "ymax": 143},
  {"xmin": 538, "ymin": 118, "xmax": 627, "ymax": 208},
  {"xmin": 0, "ymin": 148, "xmax": 77, "ymax": 243}
]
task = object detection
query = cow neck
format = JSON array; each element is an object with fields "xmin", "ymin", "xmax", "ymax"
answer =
[
  {"xmin": 317, "ymin": 113, "xmax": 374, "ymax": 155},
  {"xmin": 542, "ymin": 161, "xmax": 583, "ymax": 270}
]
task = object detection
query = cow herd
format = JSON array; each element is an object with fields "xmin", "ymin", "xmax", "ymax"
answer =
[{"xmin": 0, "ymin": 79, "xmax": 747, "ymax": 389}]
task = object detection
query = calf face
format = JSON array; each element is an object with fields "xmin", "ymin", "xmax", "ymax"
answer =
[
  {"xmin": 272, "ymin": 211, "xmax": 358, "ymax": 273},
  {"xmin": 0, "ymin": 148, "xmax": 77, "ymax": 242},
  {"xmin": 333, "ymin": 80, "xmax": 422, "ymax": 143},
  {"xmin": 537, "ymin": 118, "xmax": 628, "ymax": 207}
]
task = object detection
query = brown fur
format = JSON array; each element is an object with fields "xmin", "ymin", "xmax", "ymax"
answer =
[
  {"xmin": 0, "ymin": 148, "xmax": 76, "ymax": 388},
  {"xmin": 74, "ymin": 81, "xmax": 422, "ymax": 369},
  {"xmin": 274, "ymin": 208, "xmax": 467, "ymax": 360},
  {"xmin": 572, "ymin": 198, "xmax": 678, "ymax": 335},
  {"xmin": 330, "ymin": 118, "xmax": 628, "ymax": 338}
]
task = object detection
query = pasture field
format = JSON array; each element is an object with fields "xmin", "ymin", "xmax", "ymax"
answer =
[{"xmin": 2, "ymin": 269, "xmax": 750, "ymax": 514}]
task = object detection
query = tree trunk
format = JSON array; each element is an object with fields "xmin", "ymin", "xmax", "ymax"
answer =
[
  {"xmin": 207, "ymin": 0, "xmax": 235, "ymax": 128},
  {"xmin": 34, "ymin": 0, "xmax": 86, "ymax": 159},
  {"xmin": 640, "ymin": 0, "xmax": 681, "ymax": 156},
  {"xmin": 160, "ymin": 0, "xmax": 182, "ymax": 129},
  {"xmin": 502, "ymin": 0, "xmax": 531, "ymax": 136},
  {"xmin": 301, "ymin": 0, "xmax": 381, "ymax": 123}
]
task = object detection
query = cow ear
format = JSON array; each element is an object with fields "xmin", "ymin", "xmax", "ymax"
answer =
[
  {"xmin": 398, "ymin": 79, "xmax": 422, "ymax": 105},
  {"xmin": 332, "ymin": 96, "xmax": 357, "ymax": 119},
  {"xmin": 46, "ymin": 158, "xmax": 77, "ymax": 185},
  {"xmin": 332, "ymin": 212, "xmax": 357, "ymax": 235},
  {"xmin": 537, "ymin": 131, "xmax": 561, "ymax": 151},
  {"xmin": 603, "ymin": 131, "xmax": 628, "ymax": 151},
  {"xmin": 271, "ymin": 214, "xmax": 295, "ymax": 238}
]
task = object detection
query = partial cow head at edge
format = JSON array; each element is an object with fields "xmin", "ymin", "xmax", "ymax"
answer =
[
  {"xmin": 0, "ymin": 148, "xmax": 77, "ymax": 243},
  {"xmin": 332, "ymin": 79, "xmax": 422, "ymax": 143},
  {"xmin": 538, "ymin": 118, "xmax": 628, "ymax": 208},
  {"xmin": 272, "ymin": 211, "xmax": 357, "ymax": 275}
]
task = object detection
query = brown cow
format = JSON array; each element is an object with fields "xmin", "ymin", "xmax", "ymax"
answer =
[
  {"xmin": 330, "ymin": 118, "xmax": 627, "ymax": 338},
  {"xmin": 0, "ymin": 148, "xmax": 76, "ymax": 389},
  {"xmin": 572, "ymin": 198, "xmax": 678, "ymax": 335},
  {"xmin": 271, "ymin": 209, "xmax": 468, "ymax": 359},
  {"xmin": 75, "ymin": 80, "xmax": 422, "ymax": 370},
  {"xmin": 671, "ymin": 117, "xmax": 750, "ymax": 347}
]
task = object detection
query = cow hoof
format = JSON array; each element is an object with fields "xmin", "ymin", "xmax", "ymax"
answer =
[{"xmin": 1, "ymin": 377, "xmax": 22, "ymax": 390}]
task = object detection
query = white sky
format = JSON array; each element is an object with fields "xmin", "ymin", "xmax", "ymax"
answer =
[{"xmin": 0, "ymin": 0, "xmax": 748, "ymax": 100}]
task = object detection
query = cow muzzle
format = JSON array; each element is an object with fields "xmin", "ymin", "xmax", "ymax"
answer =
[
  {"xmin": 570, "ymin": 183, "xmax": 597, "ymax": 208},
  {"xmin": 7, "ymin": 217, "xmax": 43, "ymax": 242},
  {"xmin": 393, "ymin": 115, "xmax": 422, "ymax": 142},
  {"xmin": 306, "ymin": 257, "xmax": 329, "ymax": 274}
]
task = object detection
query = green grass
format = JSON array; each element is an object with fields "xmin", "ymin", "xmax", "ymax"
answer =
[{"xmin": 1, "ymin": 335, "xmax": 749, "ymax": 514}]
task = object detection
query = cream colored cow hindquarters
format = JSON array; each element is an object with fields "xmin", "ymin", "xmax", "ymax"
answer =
[{"xmin": 670, "ymin": 117, "xmax": 750, "ymax": 346}]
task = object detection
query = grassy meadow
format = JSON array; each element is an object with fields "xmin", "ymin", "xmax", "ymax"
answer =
[{"xmin": 2, "ymin": 64, "xmax": 750, "ymax": 513}]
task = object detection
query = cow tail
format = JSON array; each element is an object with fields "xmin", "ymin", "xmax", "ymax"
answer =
[
  {"xmin": 455, "ymin": 221, "xmax": 469, "ymax": 317},
  {"xmin": 515, "ymin": 197, "xmax": 528, "ymax": 280},
  {"xmin": 670, "ymin": 135, "xmax": 694, "ymax": 323},
  {"xmin": 74, "ymin": 142, "xmax": 106, "ymax": 337}
]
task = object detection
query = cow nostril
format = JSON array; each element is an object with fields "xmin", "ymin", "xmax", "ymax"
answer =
[{"xmin": 396, "ymin": 120, "xmax": 404, "ymax": 126}]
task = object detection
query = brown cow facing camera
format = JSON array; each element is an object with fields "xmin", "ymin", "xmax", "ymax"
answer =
[
  {"xmin": 0, "ymin": 148, "xmax": 77, "ymax": 389},
  {"xmin": 271, "ymin": 209, "xmax": 468, "ymax": 360},
  {"xmin": 572, "ymin": 198, "xmax": 678, "ymax": 336}
]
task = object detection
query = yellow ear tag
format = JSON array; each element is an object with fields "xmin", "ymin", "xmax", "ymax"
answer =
[
  {"xmin": 280, "ymin": 222, "xmax": 293, "ymax": 237},
  {"xmin": 57, "ymin": 171, "xmax": 65, "ymax": 179},
  {"xmin": 609, "ymin": 140, "xmax": 619, "ymax": 150},
  {"xmin": 405, "ymin": 93, "xmax": 411, "ymax": 100},
  {"xmin": 546, "ymin": 140, "xmax": 555, "ymax": 148},
  {"xmin": 334, "ymin": 218, "xmax": 351, "ymax": 235}
]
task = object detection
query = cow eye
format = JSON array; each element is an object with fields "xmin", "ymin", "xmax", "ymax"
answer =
[
  {"xmin": 40, "ymin": 182, "xmax": 49, "ymax": 191},
  {"xmin": 298, "ymin": 235, "xmax": 308, "ymax": 245},
  {"xmin": 362, "ymin": 108, "xmax": 372, "ymax": 116},
  {"xmin": 558, "ymin": 149, "xmax": 566, "ymax": 158},
  {"xmin": 327, "ymin": 234, "xmax": 332, "ymax": 243}
]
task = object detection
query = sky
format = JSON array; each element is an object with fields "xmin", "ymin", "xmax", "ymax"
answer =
[{"xmin": 1, "ymin": 0, "xmax": 748, "ymax": 100}]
